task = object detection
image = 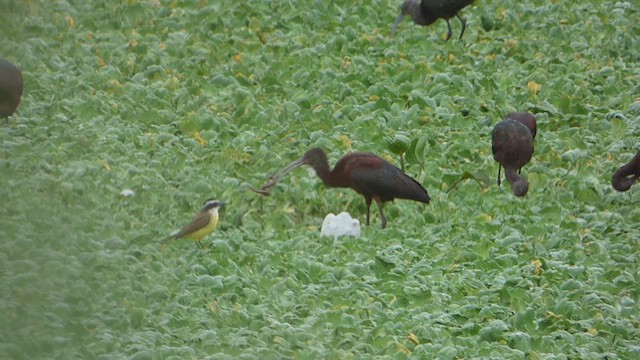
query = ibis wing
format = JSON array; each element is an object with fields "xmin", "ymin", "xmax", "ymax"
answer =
[
  {"xmin": 350, "ymin": 162, "xmax": 430, "ymax": 203},
  {"xmin": 421, "ymin": 0, "xmax": 474, "ymax": 18}
]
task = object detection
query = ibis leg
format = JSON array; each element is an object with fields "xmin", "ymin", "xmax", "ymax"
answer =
[
  {"xmin": 497, "ymin": 165, "xmax": 502, "ymax": 187},
  {"xmin": 456, "ymin": 14, "xmax": 467, "ymax": 40},
  {"xmin": 365, "ymin": 196, "xmax": 372, "ymax": 226},
  {"xmin": 376, "ymin": 200, "xmax": 387, "ymax": 229},
  {"xmin": 445, "ymin": 19, "xmax": 453, "ymax": 42}
]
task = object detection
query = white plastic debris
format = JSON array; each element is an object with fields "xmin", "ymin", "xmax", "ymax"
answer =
[
  {"xmin": 320, "ymin": 212, "xmax": 361, "ymax": 240},
  {"xmin": 120, "ymin": 189, "xmax": 135, "ymax": 197}
]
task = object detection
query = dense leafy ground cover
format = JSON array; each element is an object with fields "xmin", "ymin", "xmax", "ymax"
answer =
[{"xmin": 1, "ymin": 0, "xmax": 639, "ymax": 358}]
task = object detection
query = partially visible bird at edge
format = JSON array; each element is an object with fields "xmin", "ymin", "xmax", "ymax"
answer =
[
  {"xmin": 252, "ymin": 148, "xmax": 430, "ymax": 229},
  {"xmin": 391, "ymin": 0, "xmax": 475, "ymax": 41},
  {"xmin": 0, "ymin": 58, "xmax": 24, "ymax": 119},
  {"xmin": 612, "ymin": 150, "xmax": 640, "ymax": 192}
]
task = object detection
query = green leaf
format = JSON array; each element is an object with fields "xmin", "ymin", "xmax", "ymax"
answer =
[{"xmin": 386, "ymin": 132, "xmax": 411, "ymax": 156}]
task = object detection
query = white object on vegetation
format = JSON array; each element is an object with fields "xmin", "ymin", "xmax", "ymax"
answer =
[
  {"xmin": 120, "ymin": 189, "xmax": 135, "ymax": 197},
  {"xmin": 321, "ymin": 212, "xmax": 360, "ymax": 240}
]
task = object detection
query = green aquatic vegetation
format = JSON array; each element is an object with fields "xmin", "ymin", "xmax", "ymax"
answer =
[{"xmin": 1, "ymin": 0, "xmax": 639, "ymax": 358}]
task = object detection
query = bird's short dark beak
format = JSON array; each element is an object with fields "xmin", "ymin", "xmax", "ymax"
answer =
[{"xmin": 391, "ymin": 14, "xmax": 405, "ymax": 38}]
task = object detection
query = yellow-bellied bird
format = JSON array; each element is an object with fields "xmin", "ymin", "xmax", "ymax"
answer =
[{"xmin": 162, "ymin": 199, "xmax": 224, "ymax": 247}]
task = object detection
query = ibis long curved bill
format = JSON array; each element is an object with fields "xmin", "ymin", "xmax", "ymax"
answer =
[{"xmin": 254, "ymin": 157, "xmax": 306, "ymax": 196}]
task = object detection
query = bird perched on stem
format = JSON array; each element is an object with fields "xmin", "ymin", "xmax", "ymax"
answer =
[
  {"xmin": 611, "ymin": 150, "xmax": 640, "ymax": 192},
  {"xmin": 161, "ymin": 199, "xmax": 224, "ymax": 248},
  {"xmin": 391, "ymin": 0, "xmax": 475, "ymax": 41},
  {"xmin": 0, "ymin": 58, "xmax": 23, "ymax": 119},
  {"xmin": 492, "ymin": 119, "xmax": 534, "ymax": 197},
  {"xmin": 255, "ymin": 148, "xmax": 430, "ymax": 229}
]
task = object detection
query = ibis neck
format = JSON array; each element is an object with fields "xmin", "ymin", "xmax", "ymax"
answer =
[
  {"xmin": 407, "ymin": 1, "xmax": 431, "ymax": 25},
  {"xmin": 505, "ymin": 168, "xmax": 529, "ymax": 197},
  {"xmin": 504, "ymin": 168, "xmax": 521, "ymax": 183},
  {"xmin": 312, "ymin": 162, "xmax": 339, "ymax": 187}
]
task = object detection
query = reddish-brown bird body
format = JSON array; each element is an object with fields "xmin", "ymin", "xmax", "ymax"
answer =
[
  {"xmin": 271, "ymin": 148, "xmax": 430, "ymax": 228},
  {"xmin": 392, "ymin": 0, "xmax": 475, "ymax": 41},
  {"xmin": 0, "ymin": 58, "xmax": 23, "ymax": 118},
  {"xmin": 612, "ymin": 150, "xmax": 640, "ymax": 192},
  {"xmin": 492, "ymin": 119, "xmax": 534, "ymax": 197}
]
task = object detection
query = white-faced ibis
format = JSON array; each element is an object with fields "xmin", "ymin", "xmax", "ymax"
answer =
[
  {"xmin": 0, "ymin": 58, "xmax": 23, "ymax": 118},
  {"xmin": 259, "ymin": 148, "xmax": 430, "ymax": 229},
  {"xmin": 612, "ymin": 150, "xmax": 640, "ymax": 192},
  {"xmin": 162, "ymin": 199, "xmax": 224, "ymax": 248},
  {"xmin": 391, "ymin": 0, "xmax": 475, "ymax": 41},
  {"xmin": 492, "ymin": 119, "xmax": 534, "ymax": 197}
]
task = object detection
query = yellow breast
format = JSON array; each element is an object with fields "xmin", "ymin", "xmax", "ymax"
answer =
[{"xmin": 186, "ymin": 211, "xmax": 219, "ymax": 241}]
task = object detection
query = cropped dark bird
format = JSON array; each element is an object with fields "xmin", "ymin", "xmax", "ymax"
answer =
[
  {"xmin": 391, "ymin": 0, "xmax": 475, "ymax": 41},
  {"xmin": 264, "ymin": 148, "xmax": 430, "ymax": 229},
  {"xmin": 492, "ymin": 119, "xmax": 534, "ymax": 197},
  {"xmin": 612, "ymin": 150, "xmax": 640, "ymax": 192},
  {"xmin": 0, "ymin": 58, "xmax": 23, "ymax": 118},
  {"xmin": 504, "ymin": 112, "xmax": 537, "ymax": 140}
]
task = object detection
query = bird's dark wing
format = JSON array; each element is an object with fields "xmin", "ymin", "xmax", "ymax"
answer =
[
  {"xmin": 421, "ymin": 0, "xmax": 474, "ymax": 18},
  {"xmin": 504, "ymin": 112, "xmax": 537, "ymax": 139},
  {"xmin": 166, "ymin": 212, "xmax": 210, "ymax": 240},
  {"xmin": 350, "ymin": 161, "xmax": 430, "ymax": 203},
  {"xmin": 492, "ymin": 120, "xmax": 534, "ymax": 169}
]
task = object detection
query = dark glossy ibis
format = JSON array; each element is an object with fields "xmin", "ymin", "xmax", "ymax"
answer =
[
  {"xmin": 492, "ymin": 119, "xmax": 534, "ymax": 197},
  {"xmin": 504, "ymin": 112, "xmax": 537, "ymax": 176},
  {"xmin": 259, "ymin": 148, "xmax": 430, "ymax": 229},
  {"xmin": 612, "ymin": 150, "xmax": 640, "ymax": 192},
  {"xmin": 391, "ymin": 0, "xmax": 475, "ymax": 41},
  {"xmin": 0, "ymin": 58, "xmax": 23, "ymax": 119}
]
